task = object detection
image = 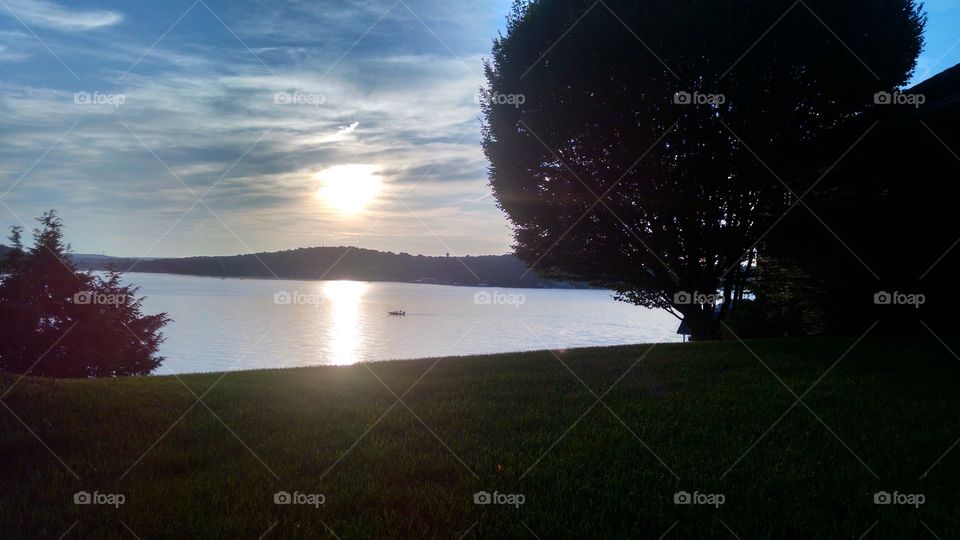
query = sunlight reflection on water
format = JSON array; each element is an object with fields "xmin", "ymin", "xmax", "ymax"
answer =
[{"xmin": 323, "ymin": 280, "xmax": 367, "ymax": 365}]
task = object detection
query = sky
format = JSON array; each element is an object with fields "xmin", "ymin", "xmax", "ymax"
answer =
[{"xmin": 1, "ymin": 0, "xmax": 958, "ymax": 258}]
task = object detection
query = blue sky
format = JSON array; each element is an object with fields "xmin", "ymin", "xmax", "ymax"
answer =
[{"xmin": 1, "ymin": 0, "xmax": 958, "ymax": 257}]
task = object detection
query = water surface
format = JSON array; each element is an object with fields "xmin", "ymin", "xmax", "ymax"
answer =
[{"xmin": 124, "ymin": 273, "xmax": 681, "ymax": 374}]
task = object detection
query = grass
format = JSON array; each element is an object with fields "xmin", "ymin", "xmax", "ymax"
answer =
[{"xmin": 1, "ymin": 337, "xmax": 959, "ymax": 538}]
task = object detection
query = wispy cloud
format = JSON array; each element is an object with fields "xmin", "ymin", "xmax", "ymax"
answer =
[
  {"xmin": 2, "ymin": 0, "xmax": 123, "ymax": 31},
  {"xmin": 0, "ymin": 43, "xmax": 28, "ymax": 61}
]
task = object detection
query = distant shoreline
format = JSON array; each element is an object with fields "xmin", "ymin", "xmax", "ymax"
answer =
[
  {"xmin": 97, "ymin": 269, "xmax": 592, "ymax": 290},
  {"xmin": 67, "ymin": 245, "xmax": 590, "ymax": 289}
]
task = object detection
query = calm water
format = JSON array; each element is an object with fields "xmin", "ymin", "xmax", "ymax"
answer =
[{"xmin": 122, "ymin": 273, "xmax": 681, "ymax": 374}]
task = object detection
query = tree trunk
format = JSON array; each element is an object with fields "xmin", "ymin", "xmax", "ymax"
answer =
[{"xmin": 685, "ymin": 310, "xmax": 721, "ymax": 341}]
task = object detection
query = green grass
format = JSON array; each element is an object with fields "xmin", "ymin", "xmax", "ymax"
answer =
[{"xmin": 2, "ymin": 337, "xmax": 959, "ymax": 538}]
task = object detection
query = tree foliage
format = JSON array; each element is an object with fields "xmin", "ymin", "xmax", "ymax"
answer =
[
  {"xmin": 483, "ymin": 0, "xmax": 924, "ymax": 339},
  {"xmin": 758, "ymin": 62, "xmax": 960, "ymax": 337},
  {"xmin": 0, "ymin": 211, "xmax": 169, "ymax": 377}
]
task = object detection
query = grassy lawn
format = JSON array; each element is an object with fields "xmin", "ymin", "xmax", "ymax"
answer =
[{"xmin": 2, "ymin": 337, "xmax": 959, "ymax": 538}]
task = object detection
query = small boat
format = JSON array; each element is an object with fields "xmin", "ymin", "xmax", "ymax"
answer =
[{"xmin": 388, "ymin": 310, "xmax": 406, "ymax": 316}]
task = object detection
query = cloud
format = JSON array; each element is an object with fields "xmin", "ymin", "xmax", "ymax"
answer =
[
  {"xmin": 0, "ymin": 44, "xmax": 29, "ymax": 62},
  {"xmin": 0, "ymin": 0, "xmax": 512, "ymax": 257},
  {"xmin": 301, "ymin": 121, "xmax": 360, "ymax": 145},
  {"xmin": 3, "ymin": 0, "xmax": 122, "ymax": 31}
]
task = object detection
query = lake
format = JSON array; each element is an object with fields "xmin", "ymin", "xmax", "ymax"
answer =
[{"xmin": 122, "ymin": 273, "xmax": 682, "ymax": 374}]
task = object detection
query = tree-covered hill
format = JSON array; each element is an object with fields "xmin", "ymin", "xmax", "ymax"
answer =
[{"xmin": 42, "ymin": 246, "xmax": 583, "ymax": 288}]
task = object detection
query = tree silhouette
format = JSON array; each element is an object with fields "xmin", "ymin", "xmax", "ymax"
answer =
[
  {"xmin": 483, "ymin": 0, "xmax": 924, "ymax": 339},
  {"xmin": 0, "ymin": 211, "xmax": 169, "ymax": 377},
  {"xmin": 758, "ymin": 62, "xmax": 960, "ymax": 337}
]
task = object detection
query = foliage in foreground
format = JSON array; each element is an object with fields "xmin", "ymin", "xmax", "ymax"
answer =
[
  {"xmin": 0, "ymin": 211, "xmax": 169, "ymax": 377},
  {"xmin": 483, "ymin": 0, "xmax": 924, "ymax": 339}
]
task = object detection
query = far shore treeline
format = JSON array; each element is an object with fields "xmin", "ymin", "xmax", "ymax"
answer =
[{"xmin": 25, "ymin": 246, "xmax": 585, "ymax": 289}]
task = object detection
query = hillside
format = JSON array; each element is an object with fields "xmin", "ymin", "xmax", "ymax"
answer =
[{"xmin": 0, "ymin": 245, "xmax": 581, "ymax": 288}]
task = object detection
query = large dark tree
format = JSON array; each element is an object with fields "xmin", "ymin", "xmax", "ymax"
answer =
[
  {"xmin": 483, "ymin": 0, "xmax": 924, "ymax": 339},
  {"xmin": 0, "ymin": 211, "xmax": 169, "ymax": 377}
]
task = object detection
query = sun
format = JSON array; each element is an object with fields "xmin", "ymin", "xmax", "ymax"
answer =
[{"xmin": 315, "ymin": 164, "xmax": 382, "ymax": 215}]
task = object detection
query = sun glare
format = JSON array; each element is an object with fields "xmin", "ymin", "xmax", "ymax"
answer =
[{"xmin": 315, "ymin": 164, "xmax": 381, "ymax": 215}]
